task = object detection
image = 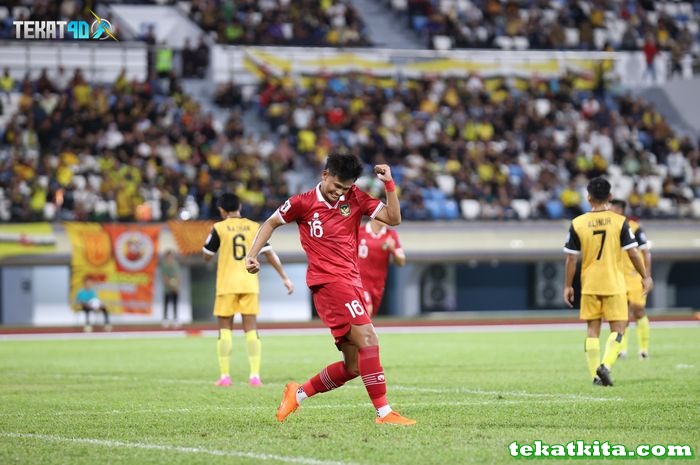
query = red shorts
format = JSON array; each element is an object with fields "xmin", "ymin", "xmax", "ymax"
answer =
[
  {"xmin": 362, "ymin": 287, "xmax": 385, "ymax": 316},
  {"xmin": 311, "ymin": 282, "xmax": 372, "ymax": 345}
]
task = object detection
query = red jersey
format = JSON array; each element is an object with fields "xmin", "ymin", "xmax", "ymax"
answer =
[
  {"xmin": 276, "ymin": 184, "xmax": 384, "ymax": 287},
  {"xmin": 357, "ymin": 223, "xmax": 402, "ymax": 290}
]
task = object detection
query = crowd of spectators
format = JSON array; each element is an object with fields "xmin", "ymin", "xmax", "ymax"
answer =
[
  {"xmin": 255, "ymin": 70, "xmax": 700, "ymax": 220},
  {"xmin": 0, "ymin": 67, "xmax": 292, "ymax": 223},
  {"xmin": 1, "ymin": 66, "xmax": 699, "ymax": 223},
  {"xmin": 386, "ymin": 1, "xmax": 700, "ymax": 70},
  {"xmin": 189, "ymin": 0, "xmax": 371, "ymax": 47}
]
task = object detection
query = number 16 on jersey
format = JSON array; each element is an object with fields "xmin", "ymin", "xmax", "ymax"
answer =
[{"xmin": 344, "ymin": 299, "xmax": 366, "ymax": 318}]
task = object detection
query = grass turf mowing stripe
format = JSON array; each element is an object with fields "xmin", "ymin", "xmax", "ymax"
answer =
[
  {"xmin": 3, "ymin": 371, "xmax": 623, "ymax": 401},
  {"xmin": 0, "ymin": 432, "xmax": 376, "ymax": 465},
  {"xmin": 0, "ymin": 397, "xmax": 621, "ymax": 418}
]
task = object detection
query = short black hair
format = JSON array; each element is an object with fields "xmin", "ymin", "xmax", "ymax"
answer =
[
  {"xmin": 218, "ymin": 193, "xmax": 240, "ymax": 213},
  {"xmin": 587, "ymin": 177, "xmax": 611, "ymax": 203},
  {"xmin": 610, "ymin": 198, "xmax": 627, "ymax": 211},
  {"xmin": 325, "ymin": 154, "xmax": 363, "ymax": 181}
]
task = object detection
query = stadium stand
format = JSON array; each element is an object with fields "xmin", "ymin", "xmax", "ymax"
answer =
[
  {"xmin": 189, "ymin": 0, "xmax": 372, "ymax": 47},
  {"xmin": 383, "ymin": 0, "xmax": 700, "ymax": 66},
  {"xmin": 0, "ymin": 66, "xmax": 292, "ymax": 223},
  {"xmin": 1, "ymin": 63, "xmax": 699, "ymax": 222},
  {"xmin": 1, "ymin": 1, "xmax": 699, "ymax": 223},
  {"xmin": 254, "ymin": 71, "xmax": 699, "ymax": 220}
]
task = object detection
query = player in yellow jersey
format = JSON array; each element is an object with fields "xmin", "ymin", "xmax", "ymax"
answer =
[
  {"xmin": 203, "ymin": 193, "xmax": 294, "ymax": 387},
  {"xmin": 610, "ymin": 199, "xmax": 653, "ymax": 359},
  {"xmin": 563, "ymin": 178, "xmax": 653, "ymax": 386}
]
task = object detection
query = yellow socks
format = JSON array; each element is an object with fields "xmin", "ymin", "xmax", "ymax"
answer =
[
  {"xmin": 245, "ymin": 330, "xmax": 261, "ymax": 378},
  {"xmin": 217, "ymin": 328, "xmax": 232, "ymax": 377},
  {"xmin": 601, "ymin": 332, "xmax": 623, "ymax": 369},
  {"xmin": 585, "ymin": 337, "xmax": 600, "ymax": 380},
  {"xmin": 637, "ymin": 316, "xmax": 650, "ymax": 355}
]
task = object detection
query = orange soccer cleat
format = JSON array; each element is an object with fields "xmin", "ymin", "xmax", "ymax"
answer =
[
  {"xmin": 276, "ymin": 382, "xmax": 301, "ymax": 422},
  {"xmin": 375, "ymin": 411, "xmax": 416, "ymax": 426}
]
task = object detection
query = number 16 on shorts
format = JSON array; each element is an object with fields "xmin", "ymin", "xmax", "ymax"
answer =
[{"xmin": 344, "ymin": 299, "xmax": 366, "ymax": 318}]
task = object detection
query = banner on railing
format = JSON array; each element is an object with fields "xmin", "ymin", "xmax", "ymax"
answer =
[
  {"xmin": 0, "ymin": 223, "xmax": 57, "ymax": 259},
  {"xmin": 65, "ymin": 223, "xmax": 161, "ymax": 315},
  {"xmin": 167, "ymin": 220, "xmax": 214, "ymax": 256}
]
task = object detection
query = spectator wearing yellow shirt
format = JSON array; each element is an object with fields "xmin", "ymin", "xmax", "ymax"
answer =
[
  {"xmin": 0, "ymin": 68, "xmax": 14, "ymax": 101},
  {"xmin": 642, "ymin": 187, "xmax": 660, "ymax": 217},
  {"xmin": 560, "ymin": 181, "xmax": 583, "ymax": 218}
]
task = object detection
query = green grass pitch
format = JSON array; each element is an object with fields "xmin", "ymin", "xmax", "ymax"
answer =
[{"xmin": 0, "ymin": 326, "xmax": 698, "ymax": 465}]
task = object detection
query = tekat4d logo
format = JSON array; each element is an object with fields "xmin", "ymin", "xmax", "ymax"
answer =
[{"xmin": 13, "ymin": 9, "xmax": 118, "ymax": 41}]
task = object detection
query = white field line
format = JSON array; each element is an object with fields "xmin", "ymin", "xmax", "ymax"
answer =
[
  {"xmin": 0, "ymin": 320, "xmax": 696, "ymax": 341},
  {"xmin": 0, "ymin": 432, "xmax": 372, "ymax": 465},
  {"xmin": 5, "ymin": 372, "xmax": 622, "ymax": 402},
  {"xmin": 0, "ymin": 397, "xmax": 618, "ymax": 418}
]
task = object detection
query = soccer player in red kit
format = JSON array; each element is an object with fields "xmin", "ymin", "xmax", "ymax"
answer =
[
  {"xmin": 358, "ymin": 219, "xmax": 406, "ymax": 316},
  {"xmin": 245, "ymin": 154, "xmax": 416, "ymax": 426}
]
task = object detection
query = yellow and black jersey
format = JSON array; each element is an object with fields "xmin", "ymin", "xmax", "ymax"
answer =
[
  {"xmin": 623, "ymin": 220, "xmax": 650, "ymax": 278},
  {"xmin": 202, "ymin": 217, "xmax": 271, "ymax": 295},
  {"xmin": 563, "ymin": 210, "xmax": 638, "ymax": 295}
]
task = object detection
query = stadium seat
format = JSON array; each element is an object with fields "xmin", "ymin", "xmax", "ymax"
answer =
[
  {"xmin": 593, "ymin": 29, "xmax": 608, "ymax": 50},
  {"xmin": 545, "ymin": 200, "xmax": 564, "ymax": 219},
  {"xmin": 43, "ymin": 203, "xmax": 56, "ymax": 221},
  {"xmin": 425, "ymin": 199, "xmax": 442, "ymax": 219},
  {"xmin": 657, "ymin": 198, "xmax": 676, "ymax": 216},
  {"xmin": 655, "ymin": 165, "xmax": 668, "ymax": 179},
  {"xmin": 691, "ymin": 199, "xmax": 700, "ymax": 218},
  {"xmin": 565, "ymin": 28, "xmax": 580, "ymax": 48},
  {"xmin": 433, "ymin": 35, "xmax": 453, "ymax": 51},
  {"xmin": 513, "ymin": 37, "xmax": 530, "ymax": 50},
  {"xmin": 612, "ymin": 175, "xmax": 634, "ymax": 200},
  {"xmin": 73, "ymin": 175, "xmax": 87, "ymax": 190},
  {"xmin": 443, "ymin": 199, "xmax": 460, "ymax": 220},
  {"xmin": 391, "ymin": 0, "xmax": 408, "ymax": 12},
  {"xmin": 494, "ymin": 36, "xmax": 514, "ymax": 50},
  {"xmin": 460, "ymin": 199, "xmax": 481, "ymax": 220},
  {"xmin": 436, "ymin": 174, "xmax": 456, "ymax": 196},
  {"xmin": 647, "ymin": 11, "xmax": 658, "ymax": 25},
  {"xmin": 607, "ymin": 164, "xmax": 622, "ymax": 180},
  {"xmin": 511, "ymin": 199, "xmax": 532, "ymax": 220},
  {"xmin": 647, "ymin": 175, "xmax": 663, "ymax": 195},
  {"xmin": 11, "ymin": 6, "xmax": 30, "ymax": 18},
  {"xmin": 412, "ymin": 16, "xmax": 428, "ymax": 33}
]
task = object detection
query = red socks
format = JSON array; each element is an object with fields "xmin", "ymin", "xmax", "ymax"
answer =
[
  {"xmin": 300, "ymin": 346, "xmax": 388, "ymax": 410},
  {"xmin": 302, "ymin": 361, "xmax": 357, "ymax": 396},
  {"xmin": 358, "ymin": 345, "xmax": 387, "ymax": 409}
]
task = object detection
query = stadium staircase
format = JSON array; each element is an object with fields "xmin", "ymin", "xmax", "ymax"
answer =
[
  {"xmin": 348, "ymin": 0, "xmax": 424, "ymax": 49},
  {"xmin": 640, "ymin": 77, "xmax": 700, "ymax": 136}
]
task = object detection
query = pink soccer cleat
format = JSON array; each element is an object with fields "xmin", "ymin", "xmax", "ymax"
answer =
[
  {"xmin": 215, "ymin": 375, "xmax": 232, "ymax": 387},
  {"xmin": 249, "ymin": 376, "xmax": 262, "ymax": 387}
]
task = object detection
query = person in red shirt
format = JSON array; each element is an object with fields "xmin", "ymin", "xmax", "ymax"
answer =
[
  {"xmin": 358, "ymin": 219, "xmax": 406, "ymax": 316},
  {"xmin": 643, "ymin": 34, "xmax": 658, "ymax": 83},
  {"xmin": 245, "ymin": 154, "xmax": 416, "ymax": 426}
]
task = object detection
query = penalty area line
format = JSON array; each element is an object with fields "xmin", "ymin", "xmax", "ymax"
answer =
[{"xmin": 0, "ymin": 432, "xmax": 375, "ymax": 465}]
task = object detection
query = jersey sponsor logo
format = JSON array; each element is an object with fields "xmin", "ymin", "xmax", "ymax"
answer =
[{"xmin": 339, "ymin": 203, "xmax": 351, "ymax": 217}]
